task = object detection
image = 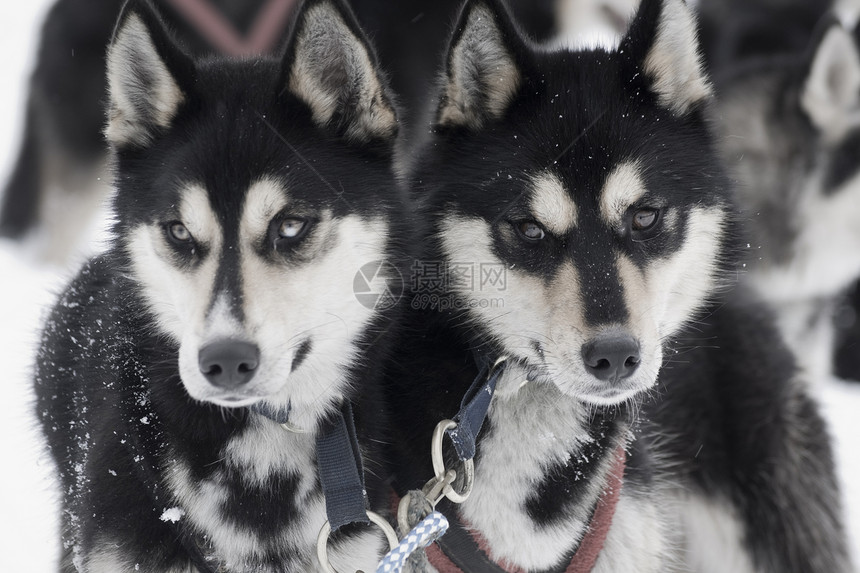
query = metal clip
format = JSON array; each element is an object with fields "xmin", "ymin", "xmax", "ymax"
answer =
[
  {"xmin": 430, "ymin": 420, "xmax": 475, "ymax": 504},
  {"xmin": 316, "ymin": 511, "xmax": 399, "ymax": 573}
]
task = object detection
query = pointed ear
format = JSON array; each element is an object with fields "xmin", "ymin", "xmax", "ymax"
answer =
[
  {"xmin": 436, "ymin": 0, "xmax": 525, "ymax": 130},
  {"xmin": 282, "ymin": 0, "xmax": 397, "ymax": 144},
  {"xmin": 801, "ymin": 20, "xmax": 860, "ymax": 135},
  {"xmin": 619, "ymin": 0, "xmax": 711, "ymax": 115},
  {"xmin": 105, "ymin": 0, "xmax": 195, "ymax": 149}
]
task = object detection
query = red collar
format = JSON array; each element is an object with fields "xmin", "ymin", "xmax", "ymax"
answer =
[{"xmin": 420, "ymin": 446, "xmax": 627, "ymax": 573}]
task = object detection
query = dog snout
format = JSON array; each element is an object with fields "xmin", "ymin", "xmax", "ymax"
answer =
[
  {"xmin": 581, "ymin": 333, "xmax": 641, "ymax": 382},
  {"xmin": 198, "ymin": 339, "xmax": 260, "ymax": 389}
]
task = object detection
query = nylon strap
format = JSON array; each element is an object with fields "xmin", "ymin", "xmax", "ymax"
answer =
[
  {"xmin": 315, "ymin": 402, "xmax": 371, "ymax": 530},
  {"xmin": 251, "ymin": 401, "xmax": 291, "ymax": 424},
  {"xmin": 446, "ymin": 358, "xmax": 507, "ymax": 461}
]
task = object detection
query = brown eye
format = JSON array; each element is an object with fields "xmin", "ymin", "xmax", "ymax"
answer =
[
  {"xmin": 167, "ymin": 222, "xmax": 192, "ymax": 243},
  {"xmin": 632, "ymin": 209, "xmax": 659, "ymax": 232},
  {"xmin": 278, "ymin": 218, "xmax": 307, "ymax": 239},
  {"xmin": 516, "ymin": 221, "xmax": 546, "ymax": 242}
]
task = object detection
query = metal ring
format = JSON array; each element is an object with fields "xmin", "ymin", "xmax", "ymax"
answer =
[
  {"xmin": 430, "ymin": 420, "xmax": 475, "ymax": 504},
  {"xmin": 316, "ymin": 512, "xmax": 399, "ymax": 573}
]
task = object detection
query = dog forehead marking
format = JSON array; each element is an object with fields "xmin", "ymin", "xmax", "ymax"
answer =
[
  {"xmin": 241, "ymin": 177, "xmax": 288, "ymax": 245},
  {"xmin": 179, "ymin": 184, "xmax": 220, "ymax": 245},
  {"xmin": 529, "ymin": 172, "xmax": 577, "ymax": 234},
  {"xmin": 599, "ymin": 161, "xmax": 647, "ymax": 225}
]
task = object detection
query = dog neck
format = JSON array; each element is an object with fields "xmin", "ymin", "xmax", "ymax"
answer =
[{"xmin": 451, "ymin": 362, "xmax": 630, "ymax": 572}]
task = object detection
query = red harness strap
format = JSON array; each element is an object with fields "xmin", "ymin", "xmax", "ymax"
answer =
[
  {"xmin": 162, "ymin": 0, "xmax": 297, "ymax": 57},
  {"xmin": 422, "ymin": 446, "xmax": 627, "ymax": 573}
]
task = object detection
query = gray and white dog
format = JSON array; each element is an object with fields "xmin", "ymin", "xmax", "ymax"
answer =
[{"xmin": 710, "ymin": 14, "xmax": 860, "ymax": 381}]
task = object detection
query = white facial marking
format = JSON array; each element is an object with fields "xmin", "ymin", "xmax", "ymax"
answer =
[
  {"xmin": 529, "ymin": 172, "xmax": 577, "ymax": 234},
  {"xmin": 105, "ymin": 14, "xmax": 185, "ymax": 147},
  {"xmin": 126, "ymin": 185, "xmax": 222, "ymax": 344},
  {"xmin": 439, "ymin": 215, "xmax": 657, "ymax": 405},
  {"xmin": 599, "ymin": 161, "xmax": 647, "ymax": 226},
  {"xmin": 642, "ymin": 0, "xmax": 712, "ymax": 115},
  {"xmin": 127, "ymin": 178, "xmax": 390, "ymax": 426},
  {"xmin": 439, "ymin": 4, "xmax": 521, "ymax": 128}
]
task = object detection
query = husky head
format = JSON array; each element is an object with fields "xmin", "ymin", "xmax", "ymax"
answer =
[
  {"xmin": 417, "ymin": 0, "xmax": 733, "ymax": 406},
  {"xmin": 714, "ymin": 17, "xmax": 860, "ymax": 303},
  {"xmin": 105, "ymin": 0, "xmax": 402, "ymax": 427}
]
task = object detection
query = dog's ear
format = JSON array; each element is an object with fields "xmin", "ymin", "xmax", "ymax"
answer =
[
  {"xmin": 435, "ymin": 0, "xmax": 526, "ymax": 130},
  {"xmin": 801, "ymin": 19, "xmax": 860, "ymax": 135},
  {"xmin": 105, "ymin": 0, "xmax": 195, "ymax": 149},
  {"xmin": 281, "ymin": 0, "xmax": 397, "ymax": 144},
  {"xmin": 619, "ymin": 0, "xmax": 711, "ymax": 115}
]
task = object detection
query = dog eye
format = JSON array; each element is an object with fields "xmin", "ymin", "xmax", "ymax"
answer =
[
  {"xmin": 631, "ymin": 209, "xmax": 660, "ymax": 232},
  {"xmin": 166, "ymin": 222, "xmax": 193, "ymax": 244},
  {"xmin": 515, "ymin": 221, "xmax": 546, "ymax": 242},
  {"xmin": 278, "ymin": 218, "xmax": 308, "ymax": 239}
]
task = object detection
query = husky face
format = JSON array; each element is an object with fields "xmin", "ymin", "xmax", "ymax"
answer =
[
  {"xmin": 105, "ymin": 0, "xmax": 401, "ymax": 426},
  {"xmin": 420, "ymin": 0, "xmax": 733, "ymax": 406},
  {"xmin": 715, "ymin": 20, "xmax": 860, "ymax": 303}
]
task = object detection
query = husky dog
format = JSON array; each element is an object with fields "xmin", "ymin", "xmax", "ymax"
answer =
[
  {"xmin": 386, "ymin": 0, "xmax": 851, "ymax": 571},
  {"xmin": 35, "ymin": 0, "xmax": 408, "ymax": 571},
  {"xmin": 709, "ymin": 16, "xmax": 860, "ymax": 381}
]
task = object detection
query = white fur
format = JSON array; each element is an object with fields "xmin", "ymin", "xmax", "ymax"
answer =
[
  {"xmin": 642, "ymin": 0, "xmax": 712, "ymax": 115},
  {"xmin": 459, "ymin": 368, "xmax": 626, "ymax": 570},
  {"xmin": 802, "ymin": 25, "xmax": 860, "ymax": 138},
  {"xmin": 668, "ymin": 492, "xmax": 757, "ymax": 573},
  {"xmin": 592, "ymin": 491, "xmax": 667, "ymax": 573},
  {"xmin": 637, "ymin": 207, "xmax": 727, "ymax": 338},
  {"xmin": 105, "ymin": 14, "xmax": 185, "ymax": 148},
  {"xmin": 438, "ymin": 4, "xmax": 521, "ymax": 128},
  {"xmin": 127, "ymin": 178, "xmax": 390, "ymax": 429},
  {"xmin": 529, "ymin": 171, "xmax": 578, "ymax": 234}
]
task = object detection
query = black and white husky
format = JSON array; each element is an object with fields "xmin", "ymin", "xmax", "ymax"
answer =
[
  {"xmin": 708, "ymin": 14, "xmax": 860, "ymax": 382},
  {"xmin": 35, "ymin": 0, "xmax": 408, "ymax": 571},
  {"xmin": 386, "ymin": 0, "xmax": 851, "ymax": 571}
]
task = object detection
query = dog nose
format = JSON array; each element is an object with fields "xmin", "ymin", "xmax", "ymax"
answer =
[
  {"xmin": 198, "ymin": 339, "xmax": 260, "ymax": 389},
  {"xmin": 581, "ymin": 334, "xmax": 641, "ymax": 382}
]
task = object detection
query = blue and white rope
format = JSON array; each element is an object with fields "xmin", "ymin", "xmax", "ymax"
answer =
[{"xmin": 375, "ymin": 511, "xmax": 449, "ymax": 573}]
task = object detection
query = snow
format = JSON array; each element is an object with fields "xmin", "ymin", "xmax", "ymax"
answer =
[
  {"xmin": 160, "ymin": 507, "xmax": 186, "ymax": 524},
  {"xmin": 0, "ymin": 2, "xmax": 856, "ymax": 571}
]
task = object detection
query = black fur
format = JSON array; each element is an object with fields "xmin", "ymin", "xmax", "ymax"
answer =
[{"xmin": 35, "ymin": 0, "xmax": 410, "ymax": 570}]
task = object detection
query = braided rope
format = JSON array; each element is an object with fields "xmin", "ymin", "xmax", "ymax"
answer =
[{"xmin": 375, "ymin": 511, "xmax": 449, "ymax": 573}]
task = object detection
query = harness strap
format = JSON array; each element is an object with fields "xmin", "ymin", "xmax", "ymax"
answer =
[
  {"xmin": 162, "ymin": 0, "xmax": 297, "ymax": 57},
  {"xmin": 422, "ymin": 446, "xmax": 627, "ymax": 573},
  {"xmin": 316, "ymin": 402, "xmax": 371, "ymax": 530},
  {"xmin": 447, "ymin": 357, "xmax": 506, "ymax": 461}
]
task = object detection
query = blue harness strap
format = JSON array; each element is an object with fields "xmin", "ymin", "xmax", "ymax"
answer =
[
  {"xmin": 315, "ymin": 402, "xmax": 371, "ymax": 530},
  {"xmin": 446, "ymin": 357, "xmax": 508, "ymax": 461}
]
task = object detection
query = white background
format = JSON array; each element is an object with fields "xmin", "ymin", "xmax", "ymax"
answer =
[{"xmin": 0, "ymin": 1, "xmax": 857, "ymax": 570}]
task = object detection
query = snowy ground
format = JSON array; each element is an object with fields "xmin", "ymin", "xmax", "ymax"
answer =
[{"xmin": 0, "ymin": 1, "xmax": 858, "ymax": 571}]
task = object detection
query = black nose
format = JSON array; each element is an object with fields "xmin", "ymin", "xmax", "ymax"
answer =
[
  {"xmin": 198, "ymin": 339, "xmax": 260, "ymax": 389},
  {"xmin": 581, "ymin": 334, "xmax": 641, "ymax": 382}
]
